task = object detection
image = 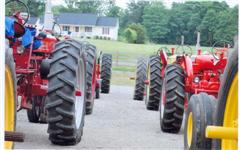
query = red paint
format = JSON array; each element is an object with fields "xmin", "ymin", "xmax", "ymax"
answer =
[
  {"xmin": 75, "ymin": 90, "xmax": 82, "ymax": 96},
  {"xmin": 159, "ymin": 47, "xmax": 228, "ymax": 109}
]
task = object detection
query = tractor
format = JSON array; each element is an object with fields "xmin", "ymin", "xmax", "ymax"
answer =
[
  {"xmin": 158, "ymin": 41, "xmax": 231, "ymax": 133},
  {"xmin": 133, "ymin": 34, "xmax": 232, "ymax": 134},
  {"xmin": 184, "ymin": 38, "xmax": 238, "ymax": 150},
  {"xmin": 5, "ymin": 0, "xmax": 89, "ymax": 146},
  {"xmin": 84, "ymin": 43, "xmax": 112, "ymax": 115}
]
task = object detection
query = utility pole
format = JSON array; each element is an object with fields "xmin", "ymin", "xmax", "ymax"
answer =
[
  {"xmin": 181, "ymin": 35, "xmax": 184, "ymax": 45},
  {"xmin": 44, "ymin": 0, "xmax": 54, "ymax": 30},
  {"xmin": 196, "ymin": 32, "xmax": 201, "ymax": 50}
]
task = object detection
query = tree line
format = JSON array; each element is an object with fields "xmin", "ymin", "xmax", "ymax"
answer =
[{"xmin": 21, "ymin": 0, "xmax": 238, "ymax": 46}]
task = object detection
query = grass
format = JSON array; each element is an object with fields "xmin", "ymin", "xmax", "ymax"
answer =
[
  {"xmin": 111, "ymin": 71, "xmax": 135, "ymax": 86},
  {"xmin": 73, "ymin": 38, "xmax": 212, "ymax": 85},
  {"xmin": 112, "ymin": 66, "xmax": 135, "ymax": 72}
]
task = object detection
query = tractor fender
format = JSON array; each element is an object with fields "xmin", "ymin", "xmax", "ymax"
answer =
[{"xmin": 183, "ymin": 56, "xmax": 193, "ymax": 81}]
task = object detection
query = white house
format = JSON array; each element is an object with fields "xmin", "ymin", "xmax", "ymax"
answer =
[{"xmin": 57, "ymin": 13, "xmax": 119, "ymax": 40}]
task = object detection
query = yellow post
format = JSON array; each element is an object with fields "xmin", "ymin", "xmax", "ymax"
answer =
[{"xmin": 206, "ymin": 126, "xmax": 238, "ymax": 140}]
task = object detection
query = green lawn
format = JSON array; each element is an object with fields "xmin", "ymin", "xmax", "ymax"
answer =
[
  {"xmin": 84, "ymin": 39, "xmax": 211, "ymax": 57},
  {"xmin": 73, "ymin": 38, "xmax": 212, "ymax": 85}
]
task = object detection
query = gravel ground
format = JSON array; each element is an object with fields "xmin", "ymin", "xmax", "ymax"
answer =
[{"xmin": 15, "ymin": 85, "xmax": 184, "ymax": 150}]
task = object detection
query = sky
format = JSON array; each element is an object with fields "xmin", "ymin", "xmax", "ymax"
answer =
[{"xmin": 51, "ymin": 0, "xmax": 239, "ymax": 8}]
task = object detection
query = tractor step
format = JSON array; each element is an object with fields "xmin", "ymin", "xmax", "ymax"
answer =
[{"xmin": 5, "ymin": 131, "xmax": 25, "ymax": 142}]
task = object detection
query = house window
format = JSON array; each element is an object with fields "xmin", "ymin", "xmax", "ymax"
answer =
[
  {"xmin": 62, "ymin": 26, "xmax": 70, "ymax": 31},
  {"xmin": 75, "ymin": 27, "xmax": 79, "ymax": 32},
  {"xmin": 102, "ymin": 27, "xmax": 110, "ymax": 35},
  {"xmin": 85, "ymin": 27, "xmax": 92, "ymax": 32}
]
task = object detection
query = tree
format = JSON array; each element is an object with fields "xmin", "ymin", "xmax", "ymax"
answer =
[
  {"xmin": 120, "ymin": 1, "xmax": 150, "ymax": 29},
  {"xmin": 106, "ymin": 5, "xmax": 123, "ymax": 18},
  {"xmin": 213, "ymin": 6, "xmax": 238, "ymax": 43},
  {"xmin": 75, "ymin": 1, "xmax": 102, "ymax": 14},
  {"xmin": 56, "ymin": 0, "xmax": 106, "ymax": 15},
  {"xmin": 198, "ymin": 9, "xmax": 218, "ymax": 45},
  {"xmin": 143, "ymin": 2, "xmax": 170, "ymax": 43}
]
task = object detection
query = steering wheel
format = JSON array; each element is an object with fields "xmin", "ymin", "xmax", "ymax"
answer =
[
  {"xmin": 5, "ymin": 0, "xmax": 30, "ymax": 26},
  {"xmin": 175, "ymin": 45, "xmax": 193, "ymax": 56},
  {"xmin": 157, "ymin": 47, "xmax": 171, "ymax": 56},
  {"xmin": 211, "ymin": 40, "xmax": 232, "ymax": 60},
  {"xmin": 52, "ymin": 22, "xmax": 62, "ymax": 37}
]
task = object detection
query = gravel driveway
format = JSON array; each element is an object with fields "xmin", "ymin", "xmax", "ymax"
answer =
[{"xmin": 15, "ymin": 85, "xmax": 184, "ymax": 150}]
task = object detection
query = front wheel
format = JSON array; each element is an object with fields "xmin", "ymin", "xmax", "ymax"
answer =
[
  {"xmin": 184, "ymin": 93, "xmax": 216, "ymax": 150},
  {"xmin": 46, "ymin": 39, "xmax": 86, "ymax": 145}
]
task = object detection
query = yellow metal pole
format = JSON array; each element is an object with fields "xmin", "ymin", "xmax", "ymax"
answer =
[{"xmin": 206, "ymin": 126, "xmax": 238, "ymax": 140}]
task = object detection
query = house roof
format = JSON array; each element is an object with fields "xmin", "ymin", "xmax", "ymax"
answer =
[
  {"xmin": 58, "ymin": 13, "xmax": 98, "ymax": 26},
  {"xmin": 96, "ymin": 17, "xmax": 118, "ymax": 27},
  {"xmin": 57, "ymin": 13, "xmax": 118, "ymax": 27}
]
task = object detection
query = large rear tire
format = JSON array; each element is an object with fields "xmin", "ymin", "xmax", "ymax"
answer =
[
  {"xmin": 212, "ymin": 46, "xmax": 238, "ymax": 150},
  {"xmin": 144, "ymin": 55, "xmax": 162, "ymax": 110},
  {"xmin": 46, "ymin": 39, "xmax": 86, "ymax": 145},
  {"xmin": 101, "ymin": 53, "xmax": 112, "ymax": 93},
  {"xmin": 184, "ymin": 93, "xmax": 216, "ymax": 150},
  {"xmin": 133, "ymin": 57, "xmax": 147, "ymax": 101},
  {"xmin": 85, "ymin": 44, "xmax": 97, "ymax": 115},
  {"xmin": 5, "ymin": 41, "xmax": 17, "ymax": 149},
  {"xmin": 160, "ymin": 64, "xmax": 185, "ymax": 133}
]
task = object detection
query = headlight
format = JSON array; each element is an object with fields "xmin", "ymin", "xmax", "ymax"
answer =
[
  {"xmin": 17, "ymin": 45, "xmax": 25, "ymax": 54},
  {"xmin": 194, "ymin": 77, "xmax": 200, "ymax": 83}
]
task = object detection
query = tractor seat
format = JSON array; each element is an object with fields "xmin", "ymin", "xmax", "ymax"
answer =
[{"xmin": 14, "ymin": 21, "xmax": 25, "ymax": 38}]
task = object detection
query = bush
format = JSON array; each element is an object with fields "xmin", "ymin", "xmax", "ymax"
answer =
[
  {"xmin": 128, "ymin": 23, "xmax": 148, "ymax": 44},
  {"xmin": 125, "ymin": 23, "xmax": 147, "ymax": 44},
  {"xmin": 94, "ymin": 36, "xmax": 99, "ymax": 39},
  {"xmin": 124, "ymin": 28, "xmax": 137, "ymax": 43}
]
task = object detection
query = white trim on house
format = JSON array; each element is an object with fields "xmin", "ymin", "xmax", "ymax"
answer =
[{"xmin": 59, "ymin": 20, "xmax": 119, "ymax": 40}]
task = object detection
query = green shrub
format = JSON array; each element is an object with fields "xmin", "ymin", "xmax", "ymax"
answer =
[
  {"xmin": 123, "ymin": 23, "xmax": 148, "ymax": 44},
  {"xmin": 124, "ymin": 28, "xmax": 137, "ymax": 43},
  {"xmin": 128, "ymin": 23, "xmax": 148, "ymax": 44}
]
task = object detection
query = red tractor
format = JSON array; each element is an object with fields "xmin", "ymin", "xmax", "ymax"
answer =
[
  {"xmin": 184, "ymin": 38, "xmax": 238, "ymax": 150},
  {"xmin": 5, "ymin": 0, "xmax": 89, "ymax": 146},
  {"xmin": 84, "ymin": 44, "xmax": 113, "ymax": 114},
  {"xmin": 98, "ymin": 52, "xmax": 113, "ymax": 96},
  {"xmin": 133, "ymin": 37, "xmax": 232, "ymax": 133},
  {"xmin": 159, "ymin": 41, "xmax": 231, "ymax": 133}
]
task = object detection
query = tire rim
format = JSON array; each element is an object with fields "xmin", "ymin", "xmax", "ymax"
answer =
[
  {"xmin": 222, "ymin": 73, "xmax": 238, "ymax": 149},
  {"xmin": 75, "ymin": 58, "xmax": 85, "ymax": 129},
  {"xmin": 187, "ymin": 112, "xmax": 193, "ymax": 147},
  {"xmin": 5, "ymin": 66, "xmax": 15, "ymax": 149}
]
